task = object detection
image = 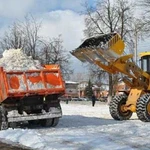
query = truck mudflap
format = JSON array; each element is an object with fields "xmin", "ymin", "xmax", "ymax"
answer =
[{"xmin": 7, "ymin": 107, "xmax": 62, "ymax": 122}]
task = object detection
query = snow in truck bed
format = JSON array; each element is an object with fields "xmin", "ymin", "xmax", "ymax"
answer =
[{"xmin": 0, "ymin": 49, "xmax": 43, "ymax": 71}]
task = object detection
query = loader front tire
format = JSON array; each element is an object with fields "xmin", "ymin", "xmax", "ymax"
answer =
[
  {"xmin": 136, "ymin": 94, "xmax": 150, "ymax": 122},
  {"xmin": 109, "ymin": 94, "xmax": 132, "ymax": 120}
]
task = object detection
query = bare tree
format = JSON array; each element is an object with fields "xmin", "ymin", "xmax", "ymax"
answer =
[
  {"xmin": 88, "ymin": 64, "xmax": 107, "ymax": 84},
  {"xmin": 137, "ymin": 0, "xmax": 150, "ymax": 35},
  {"xmin": 39, "ymin": 36, "xmax": 73, "ymax": 79},
  {"xmin": 0, "ymin": 15, "xmax": 41, "ymax": 59},
  {"xmin": 138, "ymin": 0, "xmax": 150, "ymax": 14},
  {"xmin": 0, "ymin": 16, "xmax": 73, "ymax": 79},
  {"xmin": 84, "ymin": 0, "xmax": 136, "ymax": 49},
  {"xmin": 83, "ymin": 0, "xmax": 138, "ymax": 97},
  {"xmin": 0, "ymin": 23, "xmax": 26, "ymax": 50},
  {"xmin": 22, "ymin": 15, "xmax": 41, "ymax": 59},
  {"xmin": 125, "ymin": 1, "xmax": 150, "ymax": 63}
]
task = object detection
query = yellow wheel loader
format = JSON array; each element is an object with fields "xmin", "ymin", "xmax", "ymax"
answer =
[{"xmin": 71, "ymin": 32, "xmax": 150, "ymax": 122}]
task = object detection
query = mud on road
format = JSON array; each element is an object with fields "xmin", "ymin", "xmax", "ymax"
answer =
[{"xmin": 0, "ymin": 141, "xmax": 31, "ymax": 150}]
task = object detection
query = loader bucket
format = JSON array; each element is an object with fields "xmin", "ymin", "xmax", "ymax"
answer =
[{"xmin": 71, "ymin": 33, "xmax": 125, "ymax": 63}]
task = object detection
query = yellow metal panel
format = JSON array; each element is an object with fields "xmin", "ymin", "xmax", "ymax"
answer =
[
  {"xmin": 110, "ymin": 39, "xmax": 125, "ymax": 55},
  {"xmin": 139, "ymin": 52, "xmax": 150, "ymax": 57},
  {"xmin": 108, "ymin": 33, "xmax": 125, "ymax": 56},
  {"xmin": 94, "ymin": 60, "xmax": 116, "ymax": 74},
  {"xmin": 126, "ymin": 88, "xmax": 143, "ymax": 107}
]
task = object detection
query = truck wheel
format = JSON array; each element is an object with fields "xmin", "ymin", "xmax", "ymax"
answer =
[
  {"xmin": 9, "ymin": 122, "xmax": 17, "ymax": 129},
  {"xmin": 136, "ymin": 93, "xmax": 150, "ymax": 122},
  {"xmin": 28, "ymin": 120, "xmax": 40, "ymax": 125},
  {"xmin": 51, "ymin": 118, "xmax": 59, "ymax": 127},
  {"xmin": 40, "ymin": 119, "xmax": 53, "ymax": 127},
  {"xmin": 0, "ymin": 106, "xmax": 8, "ymax": 130},
  {"xmin": 109, "ymin": 94, "xmax": 132, "ymax": 120},
  {"xmin": 32, "ymin": 109, "xmax": 42, "ymax": 114}
]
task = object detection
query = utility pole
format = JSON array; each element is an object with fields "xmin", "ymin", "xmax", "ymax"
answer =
[
  {"xmin": 79, "ymin": 85, "xmax": 80, "ymax": 98},
  {"xmin": 133, "ymin": 20, "xmax": 146, "ymax": 65},
  {"xmin": 134, "ymin": 30, "xmax": 138, "ymax": 64}
]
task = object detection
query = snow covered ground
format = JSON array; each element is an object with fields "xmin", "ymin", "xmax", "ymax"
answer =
[{"xmin": 0, "ymin": 101, "xmax": 150, "ymax": 150}]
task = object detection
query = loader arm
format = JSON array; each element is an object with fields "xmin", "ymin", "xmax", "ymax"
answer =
[
  {"xmin": 71, "ymin": 32, "xmax": 150, "ymax": 122},
  {"xmin": 71, "ymin": 32, "xmax": 150, "ymax": 91},
  {"xmin": 71, "ymin": 32, "xmax": 150, "ymax": 114}
]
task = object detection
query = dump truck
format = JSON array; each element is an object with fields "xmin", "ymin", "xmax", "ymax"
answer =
[
  {"xmin": 0, "ymin": 64, "xmax": 65, "ymax": 130},
  {"xmin": 71, "ymin": 32, "xmax": 150, "ymax": 122}
]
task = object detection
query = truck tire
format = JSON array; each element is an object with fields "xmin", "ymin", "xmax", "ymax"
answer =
[
  {"xmin": 136, "ymin": 93, "xmax": 150, "ymax": 122},
  {"xmin": 0, "ymin": 106, "xmax": 8, "ymax": 130},
  {"xmin": 40, "ymin": 119, "xmax": 53, "ymax": 127},
  {"xmin": 109, "ymin": 94, "xmax": 132, "ymax": 120},
  {"xmin": 28, "ymin": 120, "xmax": 39, "ymax": 125},
  {"xmin": 51, "ymin": 118, "xmax": 59, "ymax": 127},
  {"xmin": 40, "ymin": 118, "xmax": 60, "ymax": 127},
  {"xmin": 9, "ymin": 122, "xmax": 17, "ymax": 129}
]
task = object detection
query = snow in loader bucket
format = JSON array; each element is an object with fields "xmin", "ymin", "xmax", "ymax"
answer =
[{"xmin": 71, "ymin": 32, "xmax": 125, "ymax": 63}]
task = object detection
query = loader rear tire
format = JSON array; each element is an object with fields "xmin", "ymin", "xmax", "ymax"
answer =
[
  {"xmin": 136, "ymin": 93, "xmax": 150, "ymax": 122},
  {"xmin": 109, "ymin": 94, "xmax": 132, "ymax": 120},
  {"xmin": 0, "ymin": 106, "xmax": 8, "ymax": 130}
]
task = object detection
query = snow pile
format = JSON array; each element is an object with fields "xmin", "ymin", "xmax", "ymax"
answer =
[
  {"xmin": 0, "ymin": 49, "xmax": 43, "ymax": 71},
  {"xmin": 0, "ymin": 128, "xmax": 45, "ymax": 149},
  {"xmin": 1, "ymin": 102, "xmax": 149, "ymax": 150},
  {"xmin": 27, "ymin": 80, "xmax": 45, "ymax": 90}
]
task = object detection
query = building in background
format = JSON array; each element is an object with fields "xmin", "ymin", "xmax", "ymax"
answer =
[
  {"xmin": 114, "ymin": 81, "xmax": 129, "ymax": 95},
  {"xmin": 93, "ymin": 84, "xmax": 109, "ymax": 98},
  {"xmin": 65, "ymin": 81, "xmax": 79, "ymax": 99},
  {"xmin": 62, "ymin": 80, "xmax": 129, "ymax": 101},
  {"xmin": 78, "ymin": 81, "xmax": 109, "ymax": 99},
  {"xmin": 78, "ymin": 81, "xmax": 88, "ymax": 97},
  {"xmin": 61, "ymin": 80, "xmax": 113, "ymax": 101}
]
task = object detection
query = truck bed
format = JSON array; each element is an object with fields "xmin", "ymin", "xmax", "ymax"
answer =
[{"xmin": 0, "ymin": 65, "xmax": 65, "ymax": 102}]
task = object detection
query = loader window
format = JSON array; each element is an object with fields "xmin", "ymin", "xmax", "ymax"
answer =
[
  {"xmin": 141, "ymin": 55, "xmax": 150, "ymax": 73},
  {"xmin": 142, "ymin": 59, "xmax": 147, "ymax": 72}
]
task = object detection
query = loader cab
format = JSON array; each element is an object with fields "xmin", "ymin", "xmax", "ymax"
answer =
[{"xmin": 140, "ymin": 52, "xmax": 150, "ymax": 74}]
